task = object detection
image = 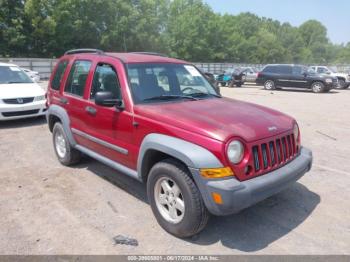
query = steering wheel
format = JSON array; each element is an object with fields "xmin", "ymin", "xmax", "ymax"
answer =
[{"xmin": 182, "ymin": 87, "xmax": 202, "ymax": 94}]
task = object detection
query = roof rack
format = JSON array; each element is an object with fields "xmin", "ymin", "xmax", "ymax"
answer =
[
  {"xmin": 64, "ymin": 48, "xmax": 104, "ymax": 55},
  {"xmin": 131, "ymin": 52, "xmax": 168, "ymax": 57}
]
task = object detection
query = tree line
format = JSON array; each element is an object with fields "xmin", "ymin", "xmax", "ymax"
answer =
[{"xmin": 1, "ymin": 0, "xmax": 350, "ymax": 64}]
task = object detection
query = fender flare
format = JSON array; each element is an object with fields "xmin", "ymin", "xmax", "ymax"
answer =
[
  {"xmin": 47, "ymin": 105, "xmax": 77, "ymax": 146},
  {"xmin": 137, "ymin": 133, "xmax": 224, "ymax": 179}
]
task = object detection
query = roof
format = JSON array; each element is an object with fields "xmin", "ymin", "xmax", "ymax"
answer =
[
  {"xmin": 0, "ymin": 62, "xmax": 18, "ymax": 67},
  {"xmin": 106, "ymin": 52, "xmax": 188, "ymax": 64}
]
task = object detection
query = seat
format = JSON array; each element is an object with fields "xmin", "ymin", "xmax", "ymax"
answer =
[
  {"xmin": 76, "ymin": 74, "xmax": 88, "ymax": 96},
  {"xmin": 103, "ymin": 73, "xmax": 120, "ymax": 99},
  {"xmin": 137, "ymin": 74, "xmax": 164, "ymax": 100}
]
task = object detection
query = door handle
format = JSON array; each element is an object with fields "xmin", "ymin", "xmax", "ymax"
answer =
[
  {"xmin": 85, "ymin": 106, "xmax": 97, "ymax": 115},
  {"xmin": 59, "ymin": 97, "xmax": 68, "ymax": 104}
]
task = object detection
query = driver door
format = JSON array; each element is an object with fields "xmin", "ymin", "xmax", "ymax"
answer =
[{"xmin": 80, "ymin": 58, "xmax": 135, "ymax": 169}]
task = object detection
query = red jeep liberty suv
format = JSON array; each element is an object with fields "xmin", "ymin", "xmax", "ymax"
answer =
[{"xmin": 46, "ymin": 49, "xmax": 313, "ymax": 238}]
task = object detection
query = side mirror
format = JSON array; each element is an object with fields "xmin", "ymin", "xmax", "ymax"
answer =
[
  {"xmin": 303, "ymin": 72, "xmax": 308, "ymax": 77},
  {"xmin": 95, "ymin": 91, "xmax": 123, "ymax": 109}
]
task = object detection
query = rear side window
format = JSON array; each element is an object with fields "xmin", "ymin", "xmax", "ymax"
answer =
[
  {"xmin": 278, "ymin": 65, "xmax": 292, "ymax": 74},
  {"xmin": 64, "ymin": 60, "xmax": 92, "ymax": 97},
  {"xmin": 51, "ymin": 60, "xmax": 68, "ymax": 90},
  {"xmin": 263, "ymin": 66, "xmax": 276, "ymax": 73},
  {"xmin": 292, "ymin": 66, "xmax": 303, "ymax": 75}
]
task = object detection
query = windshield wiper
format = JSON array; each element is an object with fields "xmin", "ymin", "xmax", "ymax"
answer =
[
  {"xmin": 143, "ymin": 95, "xmax": 198, "ymax": 102},
  {"xmin": 189, "ymin": 92, "xmax": 221, "ymax": 98},
  {"xmin": 7, "ymin": 81, "xmax": 27, "ymax": 84}
]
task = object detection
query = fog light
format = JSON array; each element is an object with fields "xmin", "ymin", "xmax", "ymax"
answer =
[
  {"xmin": 200, "ymin": 167, "xmax": 234, "ymax": 179},
  {"xmin": 212, "ymin": 192, "xmax": 223, "ymax": 205}
]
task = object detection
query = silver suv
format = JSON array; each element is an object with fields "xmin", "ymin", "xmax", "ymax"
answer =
[{"xmin": 310, "ymin": 66, "xmax": 350, "ymax": 89}]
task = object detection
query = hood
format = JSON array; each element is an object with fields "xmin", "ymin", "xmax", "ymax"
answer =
[
  {"xmin": 0, "ymin": 83, "xmax": 45, "ymax": 99},
  {"xmin": 134, "ymin": 97, "xmax": 294, "ymax": 142}
]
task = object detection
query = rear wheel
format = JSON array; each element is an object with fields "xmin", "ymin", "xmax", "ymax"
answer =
[
  {"xmin": 147, "ymin": 159, "xmax": 209, "ymax": 238},
  {"xmin": 53, "ymin": 122, "xmax": 81, "ymax": 166},
  {"xmin": 311, "ymin": 81, "xmax": 325, "ymax": 93},
  {"xmin": 264, "ymin": 80, "xmax": 275, "ymax": 90}
]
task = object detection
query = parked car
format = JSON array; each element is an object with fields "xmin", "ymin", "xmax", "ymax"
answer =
[
  {"xmin": 21, "ymin": 68, "xmax": 40, "ymax": 82},
  {"xmin": 197, "ymin": 68, "xmax": 219, "ymax": 93},
  {"xmin": 240, "ymin": 67, "xmax": 259, "ymax": 83},
  {"xmin": 47, "ymin": 49, "xmax": 313, "ymax": 238},
  {"xmin": 216, "ymin": 69, "xmax": 233, "ymax": 86},
  {"xmin": 217, "ymin": 68, "xmax": 246, "ymax": 87},
  {"xmin": 256, "ymin": 64, "xmax": 337, "ymax": 93},
  {"xmin": 0, "ymin": 63, "xmax": 46, "ymax": 120},
  {"xmin": 310, "ymin": 66, "xmax": 350, "ymax": 89}
]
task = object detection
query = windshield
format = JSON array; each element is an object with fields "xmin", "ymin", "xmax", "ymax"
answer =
[
  {"xmin": 0, "ymin": 66, "xmax": 33, "ymax": 84},
  {"xmin": 127, "ymin": 63, "xmax": 220, "ymax": 104}
]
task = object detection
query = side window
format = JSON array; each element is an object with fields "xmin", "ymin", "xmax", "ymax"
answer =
[
  {"xmin": 90, "ymin": 63, "xmax": 121, "ymax": 99},
  {"xmin": 65, "ymin": 60, "xmax": 91, "ymax": 97},
  {"xmin": 317, "ymin": 67, "xmax": 326, "ymax": 74},
  {"xmin": 279, "ymin": 66, "xmax": 292, "ymax": 74},
  {"xmin": 51, "ymin": 60, "xmax": 68, "ymax": 90},
  {"xmin": 292, "ymin": 66, "xmax": 302, "ymax": 75},
  {"xmin": 264, "ymin": 66, "xmax": 276, "ymax": 73}
]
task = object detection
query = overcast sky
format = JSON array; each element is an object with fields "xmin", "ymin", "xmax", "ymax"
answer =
[{"xmin": 204, "ymin": 0, "xmax": 350, "ymax": 45}]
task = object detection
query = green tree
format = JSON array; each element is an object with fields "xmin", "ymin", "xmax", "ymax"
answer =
[
  {"xmin": 164, "ymin": 0, "xmax": 217, "ymax": 61},
  {"xmin": 0, "ymin": 0, "xmax": 29, "ymax": 56}
]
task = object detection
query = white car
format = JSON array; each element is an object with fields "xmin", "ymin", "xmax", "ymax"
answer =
[
  {"xmin": 310, "ymin": 66, "xmax": 350, "ymax": 89},
  {"xmin": 0, "ymin": 63, "xmax": 47, "ymax": 120},
  {"xmin": 21, "ymin": 68, "xmax": 40, "ymax": 82}
]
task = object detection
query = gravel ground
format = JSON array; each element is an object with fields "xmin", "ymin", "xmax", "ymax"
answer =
[{"xmin": 0, "ymin": 82, "xmax": 349, "ymax": 254}]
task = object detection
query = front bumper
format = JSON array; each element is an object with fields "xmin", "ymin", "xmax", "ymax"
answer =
[
  {"xmin": 190, "ymin": 147, "xmax": 313, "ymax": 216},
  {"xmin": 0, "ymin": 100, "xmax": 47, "ymax": 120}
]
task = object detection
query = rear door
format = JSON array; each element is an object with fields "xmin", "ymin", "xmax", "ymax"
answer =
[
  {"xmin": 275, "ymin": 65, "xmax": 292, "ymax": 87},
  {"xmin": 289, "ymin": 65, "xmax": 308, "ymax": 88},
  {"xmin": 63, "ymin": 59, "xmax": 93, "ymax": 134}
]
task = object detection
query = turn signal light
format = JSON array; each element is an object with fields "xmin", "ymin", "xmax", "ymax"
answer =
[
  {"xmin": 200, "ymin": 167, "xmax": 234, "ymax": 179},
  {"xmin": 212, "ymin": 192, "xmax": 223, "ymax": 205}
]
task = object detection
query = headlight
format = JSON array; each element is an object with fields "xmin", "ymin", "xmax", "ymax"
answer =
[
  {"xmin": 34, "ymin": 95, "xmax": 45, "ymax": 101},
  {"xmin": 325, "ymin": 78, "xmax": 332, "ymax": 83},
  {"xmin": 227, "ymin": 140, "xmax": 244, "ymax": 164},
  {"xmin": 293, "ymin": 123, "xmax": 300, "ymax": 144}
]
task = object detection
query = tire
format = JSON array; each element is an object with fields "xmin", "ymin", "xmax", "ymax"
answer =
[
  {"xmin": 337, "ymin": 79, "xmax": 346, "ymax": 89},
  {"xmin": 52, "ymin": 122, "xmax": 81, "ymax": 166},
  {"xmin": 264, "ymin": 80, "xmax": 275, "ymax": 90},
  {"xmin": 147, "ymin": 159, "xmax": 210, "ymax": 238},
  {"xmin": 236, "ymin": 83, "xmax": 242, "ymax": 87},
  {"xmin": 221, "ymin": 82, "xmax": 227, "ymax": 87},
  {"xmin": 311, "ymin": 81, "xmax": 325, "ymax": 93}
]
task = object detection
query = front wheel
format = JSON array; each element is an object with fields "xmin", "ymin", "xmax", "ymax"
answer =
[
  {"xmin": 311, "ymin": 81, "xmax": 325, "ymax": 93},
  {"xmin": 337, "ymin": 79, "xmax": 346, "ymax": 89},
  {"xmin": 264, "ymin": 80, "xmax": 275, "ymax": 90},
  {"xmin": 147, "ymin": 159, "xmax": 210, "ymax": 238}
]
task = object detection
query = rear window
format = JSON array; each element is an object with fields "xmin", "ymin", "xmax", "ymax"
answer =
[{"xmin": 51, "ymin": 60, "xmax": 68, "ymax": 90}]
